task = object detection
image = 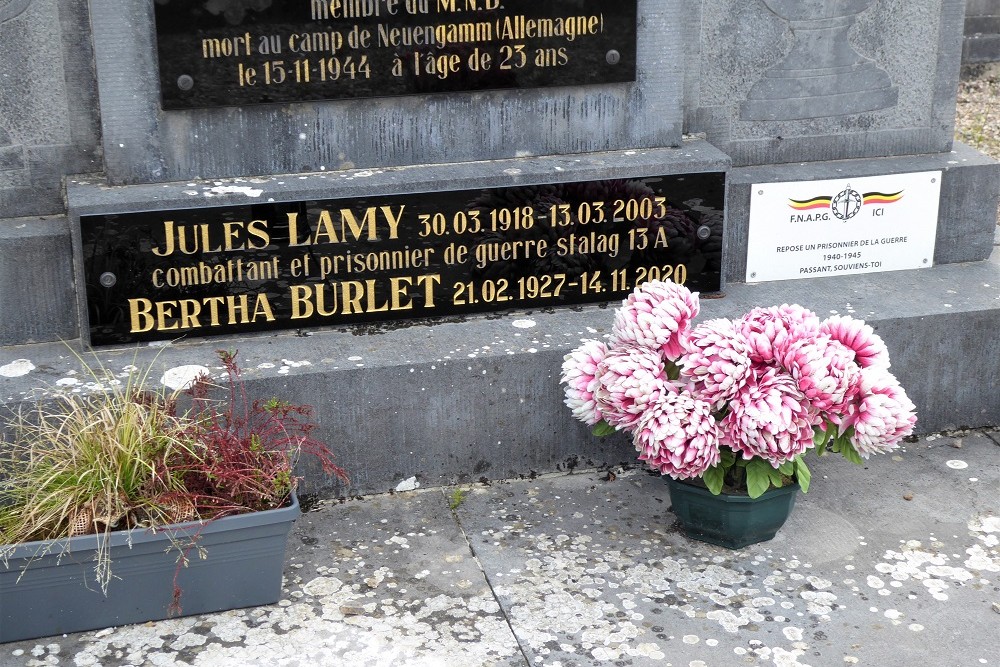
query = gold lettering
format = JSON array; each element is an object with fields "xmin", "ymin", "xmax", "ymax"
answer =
[
  {"xmin": 364, "ymin": 279, "xmax": 389, "ymax": 312},
  {"xmin": 341, "ymin": 281, "xmax": 365, "ymax": 314},
  {"xmin": 654, "ymin": 226, "xmax": 670, "ymax": 248},
  {"xmin": 222, "ymin": 222, "xmax": 241, "ymax": 251},
  {"xmin": 205, "ymin": 296, "xmax": 225, "ymax": 326},
  {"xmin": 201, "ymin": 224, "xmax": 220, "ymax": 253},
  {"xmin": 290, "ymin": 285, "xmax": 314, "ymax": 319},
  {"xmin": 340, "ymin": 208, "xmax": 378, "ymax": 241},
  {"xmin": 287, "ymin": 212, "xmax": 307, "ymax": 246},
  {"xmin": 252, "ymin": 294, "xmax": 275, "ymax": 322},
  {"xmin": 230, "ymin": 295, "xmax": 250, "ymax": 324},
  {"xmin": 129, "ymin": 299, "xmax": 155, "ymax": 333},
  {"xmin": 314, "ymin": 283, "xmax": 339, "ymax": 316},
  {"xmin": 416, "ymin": 274, "xmax": 441, "ymax": 308},
  {"xmin": 201, "ymin": 32, "xmax": 252, "ymax": 58},
  {"xmin": 179, "ymin": 299, "xmax": 202, "ymax": 330},
  {"xmin": 390, "ymin": 276, "xmax": 413, "ymax": 310},
  {"xmin": 245, "ymin": 258, "xmax": 279, "ymax": 281},
  {"xmin": 381, "ymin": 205, "xmax": 404, "ymax": 239},
  {"xmin": 156, "ymin": 301, "xmax": 178, "ymax": 331},
  {"xmin": 151, "ymin": 221, "xmax": 177, "ymax": 257},
  {"xmin": 311, "ymin": 0, "xmax": 329, "ymax": 20},
  {"xmin": 313, "ymin": 209, "xmax": 339, "ymax": 244}
]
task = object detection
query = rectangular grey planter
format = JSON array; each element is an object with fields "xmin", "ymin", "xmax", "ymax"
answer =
[{"xmin": 0, "ymin": 494, "xmax": 300, "ymax": 643}]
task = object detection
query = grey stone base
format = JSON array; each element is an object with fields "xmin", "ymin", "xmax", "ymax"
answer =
[
  {"xmin": 3, "ymin": 141, "xmax": 1000, "ymax": 495},
  {"xmin": 0, "ymin": 216, "xmax": 78, "ymax": 345},
  {"xmin": 964, "ymin": 34, "xmax": 1000, "ymax": 63},
  {"xmin": 964, "ymin": 1, "xmax": 1000, "ymax": 62},
  {"xmin": 722, "ymin": 142, "xmax": 1000, "ymax": 283},
  {"xmin": 4, "ymin": 252, "xmax": 1000, "ymax": 496}
]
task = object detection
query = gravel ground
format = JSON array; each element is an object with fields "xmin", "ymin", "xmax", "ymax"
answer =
[
  {"xmin": 956, "ymin": 63, "xmax": 1000, "ymax": 225},
  {"xmin": 956, "ymin": 63, "xmax": 1000, "ymax": 159}
]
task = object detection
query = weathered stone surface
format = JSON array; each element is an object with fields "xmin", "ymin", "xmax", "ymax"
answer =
[
  {"xmin": 0, "ymin": 0, "xmax": 101, "ymax": 218},
  {"xmin": 0, "ymin": 433, "xmax": 998, "ymax": 665},
  {"xmin": 88, "ymin": 0, "xmax": 686, "ymax": 185},
  {"xmin": 687, "ymin": 0, "xmax": 966, "ymax": 166},
  {"xmin": 0, "ymin": 216, "xmax": 77, "ymax": 346},
  {"xmin": 5, "ymin": 247, "xmax": 1000, "ymax": 494}
]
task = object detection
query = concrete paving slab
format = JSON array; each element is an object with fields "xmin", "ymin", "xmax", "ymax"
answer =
[
  {"xmin": 455, "ymin": 432, "xmax": 1000, "ymax": 667},
  {"xmin": 1, "ymin": 432, "xmax": 997, "ymax": 667},
  {"xmin": 1, "ymin": 490, "xmax": 525, "ymax": 666}
]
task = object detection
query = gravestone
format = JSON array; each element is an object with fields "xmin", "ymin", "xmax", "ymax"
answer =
[
  {"xmin": 685, "ymin": 0, "xmax": 998, "ymax": 285},
  {"xmin": 0, "ymin": 0, "xmax": 100, "ymax": 344},
  {"xmin": 88, "ymin": 0, "xmax": 680, "ymax": 184},
  {"xmin": 1, "ymin": 0, "xmax": 999, "ymax": 495},
  {"xmin": 965, "ymin": 0, "xmax": 1000, "ymax": 62}
]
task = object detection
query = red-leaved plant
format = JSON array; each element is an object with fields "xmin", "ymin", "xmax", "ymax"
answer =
[
  {"xmin": 1, "ymin": 348, "xmax": 348, "ymax": 613},
  {"xmin": 177, "ymin": 350, "xmax": 348, "ymax": 519},
  {"xmin": 165, "ymin": 349, "xmax": 348, "ymax": 612}
]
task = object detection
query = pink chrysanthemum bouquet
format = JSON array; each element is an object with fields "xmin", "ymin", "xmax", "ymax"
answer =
[{"xmin": 560, "ymin": 280, "xmax": 917, "ymax": 498}]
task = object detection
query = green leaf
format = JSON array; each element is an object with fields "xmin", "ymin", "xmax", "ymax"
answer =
[
  {"xmin": 702, "ymin": 465, "xmax": 725, "ymax": 495},
  {"xmin": 591, "ymin": 420, "xmax": 616, "ymax": 437},
  {"xmin": 746, "ymin": 459, "xmax": 773, "ymax": 499},
  {"xmin": 719, "ymin": 448, "xmax": 737, "ymax": 468},
  {"xmin": 836, "ymin": 437, "xmax": 864, "ymax": 465},
  {"xmin": 813, "ymin": 425, "xmax": 832, "ymax": 449},
  {"xmin": 777, "ymin": 461, "xmax": 795, "ymax": 476},
  {"xmin": 794, "ymin": 456, "xmax": 811, "ymax": 493}
]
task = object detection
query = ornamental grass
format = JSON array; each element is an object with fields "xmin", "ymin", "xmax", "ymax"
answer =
[{"xmin": 0, "ymin": 350, "xmax": 347, "ymax": 594}]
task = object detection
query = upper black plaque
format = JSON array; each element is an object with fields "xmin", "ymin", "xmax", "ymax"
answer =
[{"xmin": 154, "ymin": 0, "xmax": 638, "ymax": 109}]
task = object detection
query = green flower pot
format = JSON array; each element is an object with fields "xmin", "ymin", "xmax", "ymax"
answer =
[{"xmin": 667, "ymin": 479, "xmax": 799, "ymax": 549}]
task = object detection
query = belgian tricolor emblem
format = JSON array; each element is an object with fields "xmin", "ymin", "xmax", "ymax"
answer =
[
  {"xmin": 787, "ymin": 190, "xmax": 903, "ymax": 210},
  {"xmin": 788, "ymin": 195, "xmax": 833, "ymax": 211},
  {"xmin": 862, "ymin": 190, "xmax": 904, "ymax": 205}
]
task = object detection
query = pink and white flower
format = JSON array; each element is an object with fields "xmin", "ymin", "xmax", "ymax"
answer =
[
  {"xmin": 820, "ymin": 314, "xmax": 891, "ymax": 369},
  {"xmin": 721, "ymin": 368, "xmax": 815, "ymax": 466},
  {"xmin": 737, "ymin": 304, "xmax": 820, "ymax": 367},
  {"xmin": 633, "ymin": 387, "xmax": 721, "ymax": 479},
  {"xmin": 780, "ymin": 336, "xmax": 861, "ymax": 416},
  {"xmin": 560, "ymin": 340, "xmax": 609, "ymax": 426},
  {"xmin": 594, "ymin": 346, "xmax": 669, "ymax": 431},
  {"xmin": 610, "ymin": 280, "xmax": 699, "ymax": 359},
  {"xmin": 844, "ymin": 367, "xmax": 917, "ymax": 457},
  {"xmin": 679, "ymin": 318, "xmax": 754, "ymax": 409},
  {"xmin": 558, "ymin": 281, "xmax": 917, "ymax": 490},
  {"xmin": 774, "ymin": 303, "xmax": 821, "ymax": 333}
]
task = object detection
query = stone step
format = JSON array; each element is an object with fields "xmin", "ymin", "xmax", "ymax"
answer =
[{"xmin": 3, "ymin": 251, "xmax": 1000, "ymax": 496}]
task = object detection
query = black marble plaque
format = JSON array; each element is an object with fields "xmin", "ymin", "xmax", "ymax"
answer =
[
  {"xmin": 154, "ymin": 0, "xmax": 638, "ymax": 109},
  {"xmin": 81, "ymin": 173, "xmax": 725, "ymax": 345}
]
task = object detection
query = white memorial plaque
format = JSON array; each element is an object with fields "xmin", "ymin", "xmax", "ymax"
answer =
[{"xmin": 746, "ymin": 171, "xmax": 941, "ymax": 283}]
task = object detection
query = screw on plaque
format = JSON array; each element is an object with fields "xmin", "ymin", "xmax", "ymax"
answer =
[
  {"xmin": 177, "ymin": 75, "xmax": 194, "ymax": 91},
  {"xmin": 696, "ymin": 225, "xmax": 712, "ymax": 240},
  {"xmin": 99, "ymin": 272, "xmax": 117, "ymax": 288},
  {"xmin": 606, "ymin": 50, "xmax": 621, "ymax": 65}
]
